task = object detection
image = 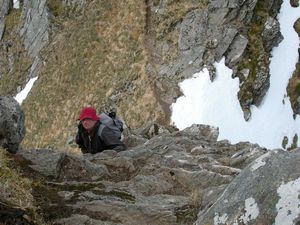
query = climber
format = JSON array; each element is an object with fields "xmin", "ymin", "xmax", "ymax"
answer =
[{"xmin": 75, "ymin": 106, "xmax": 127, "ymax": 154}]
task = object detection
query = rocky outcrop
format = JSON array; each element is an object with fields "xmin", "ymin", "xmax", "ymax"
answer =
[
  {"xmin": 20, "ymin": 0, "xmax": 50, "ymax": 58},
  {"xmin": 0, "ymin": 96, "xmax": 25, "ymax": 153},
  {"xmin": 290, "ymin": 0, "xmax": 299, "ymax": 7},
  {"xmin": 0, "ymin": 0, "xmax": 50, "ymax": 95},
  {"xmin": 0, "ymin": 0, "xmax": 12, "ymax": 40},
  {"xmin": 151, "ymin": 0, "xmax": 283, "ymax": 120},
  {"xmin": 12, "ymin": 130, "xmax": 300, "ymax": 225},
  {"xmin": 196, "ymin": 149, "xmax": 300, "ymax": 225},
  {"xmin": 157, "ymin": 2, "xmax": 255, "ymax": 79},
  {"xmin": 287, "ymin": 18, "xmax": 300, "ymax": 116},
  {"xmin": 15, "ymin": 124, "xmax": 267, "ymax": 224},
  {"xmin": 261, "ymin": 16, "xmax": 283, "ymax": 52}
]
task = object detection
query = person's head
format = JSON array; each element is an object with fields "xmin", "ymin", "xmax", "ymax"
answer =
[{"xmin": 79, "ymin": 107, "xmax": 99, "ymax": 131}]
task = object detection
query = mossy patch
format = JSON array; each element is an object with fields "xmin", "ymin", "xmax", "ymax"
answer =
[
  {"xmin": 281, "ymin": 136, "xmax": 288, "ymax": 149},
  {"xmin": 287, "ymin": 62, "xmax": 300, "ymax": 115},
  {"xmin": 154, "ymin": 0, "xmax": 209, "ymax": 40},
  {"xmin": 47, "ymin": 0, "xmax": 64, "ymax": 17},
  {"xmin": 236, "ymin": 0, "xmax": 275, "ymax": 108},
  {"xmin": 0, "ymin": 150, "xmax": 33, "ymax": 208},
  {"xmin": 0, "ymin": 150, "xmax": 48, "ymax": 224},
  {"xmin": 92, "ymin": 189, "xmax": 135, "ymax": 203},
  {"xmin": 32, "ymin": 181, "xmax": 73, "ymax": 221},
  {"xmin": 175, "ymin": 205, "xmax": 200, "ymax": 225},
  {"xmin": 48, "ymin": 181, "xmax": 105, "ymax": 192},
  {"xmin": 288, "ymin": 134, "xmax": 298, "ymax": 151}
]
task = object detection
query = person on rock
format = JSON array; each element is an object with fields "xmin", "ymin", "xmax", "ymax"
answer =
[{"xmin": 75, "ymin": 106, "xmax": 126, "ymax": 154}]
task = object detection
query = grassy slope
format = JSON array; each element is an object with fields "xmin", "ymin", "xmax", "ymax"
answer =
[{"xmin": 22, "ymin": 0, "xmax": 164, "ymax": 149}]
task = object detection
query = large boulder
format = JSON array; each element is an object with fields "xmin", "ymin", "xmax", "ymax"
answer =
[
  {"xmin": 195, "ymin": 149, "xmax": 300, "ymax": 225},
  {"xmin": 0, "ymin": 96, "xmax": 25, "ymax": 153}
]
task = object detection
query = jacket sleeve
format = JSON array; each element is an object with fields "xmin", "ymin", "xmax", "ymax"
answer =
[
  {"xmin": 76, "ymin": 125, "xmax": 88, "ymax": 153},
  {"xmin": 100, "ymin": 127, "xmax": 127, "ymax": 151}
]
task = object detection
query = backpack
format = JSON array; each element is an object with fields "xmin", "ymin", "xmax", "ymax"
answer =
[{"xmin": 98, "ymin": 112, "xmax": 124, "ymax": 139}]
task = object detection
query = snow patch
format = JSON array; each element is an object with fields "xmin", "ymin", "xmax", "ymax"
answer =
[
  {"xmin": 13, "ymin": 0, "xmax": 20, "ymax": 9},
  {"xmin": 231, "ymin": 197, "xmax": 260, "ymax": 225},
  {"xmin": 214, "ymin": 213, "xmax": 228, "ymax": 225},
  {"xmin": 274, "ymin": 177, "xmax": 300, "ymax": 225},
  {"xmin": 240, "ymin": 197, "xmax": 259, "ymax": 223},
  {"xmin": 14, "ymin": 77, "xmax": 38, "ymax": 104},
  {"xmin": 170, "ymin": 0, "xmax": 300, "ymax": 150}
]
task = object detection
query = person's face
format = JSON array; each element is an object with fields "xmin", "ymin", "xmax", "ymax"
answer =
[{"xmin": 81, "ymin": 118, "xmax": 97, "ymax": 131}]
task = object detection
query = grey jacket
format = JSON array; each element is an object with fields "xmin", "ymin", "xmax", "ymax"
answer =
[{"xmin": 76, "ymin": 121, "xmax": 126, "ymax": 154}]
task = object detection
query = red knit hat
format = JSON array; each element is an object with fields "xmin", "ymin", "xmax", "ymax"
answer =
[{"xmin": 79, "ymin": 107, "xmax": 100, "ymax": 121}]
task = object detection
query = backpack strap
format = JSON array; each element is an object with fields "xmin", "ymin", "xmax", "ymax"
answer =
[{"xmin": 97, "ymin": 123, "xmax": 106, "ymax": 141}]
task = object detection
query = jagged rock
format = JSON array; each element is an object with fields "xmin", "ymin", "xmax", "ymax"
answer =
[
  {"xmin": 261, "ymin": 16, "xmax": 283, "ymax": 51},
  {"xmin": 182, "ymin": 124, "xmax": 219, "ymax": 142},
  {"xmin": 214, "ymin": 28, "xmax": 238, "ymax": 61},
  {"xmin": 294, "ymin": 18, "xmax": 300, "ymax": 37},
  {"xmin": 225, "ymin": 34, "xmax": 248, "ymax": 67},
  {"xmin": 28, "ymin": 56, "xmax": 43, "ymax": 79},
  {"xmin": 290, "ymin": 0, "xmax": 299, "ymax": 7},
  {"xmin": 253, "ymin": 64, "xmax": 270, "ymax": 106},
  {"xmin": 133, "ymin": 121, "xmax": 172, "ymax": 139},
  {"xmin": 0, "ymin": 0, "xmax": 12, "ymax": 18},
  {"xmin": 18, "ymin": 148, "xmax": 64, "ymax": 177},
  {"xmin": 13, "ymin": 124, "xmax": 270, "ymax": 224},
  {"xmin": 153, "ymin": 0, "xmax": 284, "ymax": 124},
  {"xmin": 122, "ymin": 130, "xmax": 148, "ymax": 148},
  {"xmin": 178, "ymin": 10, "xmax": 208, "ymax": 51},
  {"xmin": 0, "ymin": 96, "xmax": 25, "ymax": 153},
  {"xmin": 0, "ymin": 0, "xmax": 12, "ymax": 41},
  {"xmin": 195, "ymin": 149, "xmax": 300, "ymax": 225},
  {"xmin": 235, "ymin": 0, "xmax": 258, "ymax": 24},
  {"xmin": 0, "ymin": 19, "xmax": 4, "ymax": 40},
  {"xmin": 20, "ymin": 0, "xmax": 50, "ymax": 58},
  {"xmin": 18, "ymin": 149, "xmax": 110, "ymax": 180}
]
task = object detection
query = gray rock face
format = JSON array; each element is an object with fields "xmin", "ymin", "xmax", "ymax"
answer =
[
  {"xmin": 0, "ymin": 0, "xmax": 12, "ymax": 41},
  {"xmin": 20, "ymin": 0, "xmax": 50, "ymax": 58},
  {"xmin": 163, "ymin": 0, "xmax": 261, "ymax": 79},
  {"xmin": 225, "ymin": 34, "xmax": 248, "ymax": 67},
  {"xmin": 261, "ymin": 16, "xmax": 283, "ymax": 52},
  {"xmin": 0, "ymin": 20, "xmax": 4, "ymax": 40},
  {"xmin": 16, "ymin": 124, "xmax": 268, "ymax": 225},
  {"xmin": 19, "ymin": 148, "xmax": 110, "ymax": 180},
  {"xmin": 0, "ymin": 0, "xmax": 12, "ymax": 18},
  {"xmin": 0, "ymin": 96, "xmax": 25, "ymax": 153},
  {"xmin": 196, "ymin": 149, "xmax": 300, "ymax": 225},
  {"xmin": 153, "ymin": 0, "xmax": 284, "ymax": 122}
]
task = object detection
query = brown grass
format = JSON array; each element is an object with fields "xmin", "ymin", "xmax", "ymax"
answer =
[
  {"xmin": 21, "ymin": 0, "xmax": 164, "ymax": 149},
  {"xmin": 0, "ymin": 149, "xmax": 33, "ymax": 208}
]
